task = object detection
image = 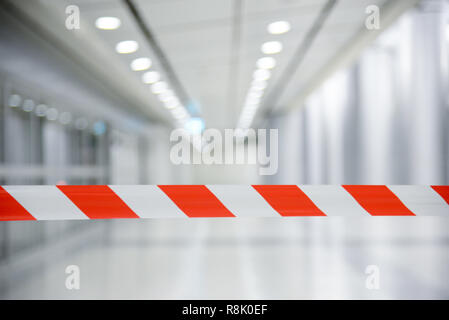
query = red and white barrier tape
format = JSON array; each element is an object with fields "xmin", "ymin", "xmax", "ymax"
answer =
[{"xmin": 0, "ymin": 185, "xmax": 448, "ymax": 221}]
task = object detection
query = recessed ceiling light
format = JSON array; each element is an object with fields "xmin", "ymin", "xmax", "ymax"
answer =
[
  {"xmin": 95, "ymin": 17, "xmax": 121, "ymax": 30},
  {"xmin": 164, "ymin": 97, "xmax": 180, "ymax": 109},
  {"xmin": 267, "ymin": 21, "xmax": 291, "ymax": 34},
  {"xmin": 22, "ymin": 99, "xmax": 35, "ymax": 112},
  {"xmin": 171, "ymin": 107, "xmax": 188, "ymax": 119},
  {"xmin": 246, "ymin": 95, "xmax": 261, "ymax": 105},
  {"xmin": 151, "ymin": 81, "xmax": 168, "ymax": 94},
  {"xmin": 248, "ymin": 90, "xmax": 263, "ymax": 99},
  {"xmin": 131, "ymin": 57, "xmax": 152, "ymax": 71},
  {"xmin": 35, "ymin": 104, "xmax": 48, "ymax": 117},
  {"xmin": 251, "ymin": 79, "xmax": 267, "ymax": 91},
  {"xmin": 115, "ymin": 40, "xmax": 139, "ymax": 54},
  {"xmin": 8, "ymin": 94, "xmax": 21, "ymax": 107},
  {"xmin": 257, "ymin": 57, "xmax": 276, "ymax": 69},
  {"xmin": 158, "ymin": 90, "xmax": 175, "ymax": 102},
  {"xmin": 142, "ymin": 71, "xmax": 160, "ymax": 84},
  {"xmin": 244, "ymin": 105, "xmax": 259, "ymax": 113},
  {"xmin": 184, "ymin": 117, "xmax": 205, "ymax": 135},
  {"xmin": 253, "ymin": 69, "xmax": 271, "ymax": 81},
  {"xmin": 46, "ymin": 108, "xmax": 59, "ymax": 121},
  {"xmin": 261, "ymin": 41, "xmax": 283, "ymax": 54}
]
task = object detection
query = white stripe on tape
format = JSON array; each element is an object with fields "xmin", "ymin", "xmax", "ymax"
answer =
[
  {"xmin": 109, "ymin": 185, "xmax": 185, "ymax": 218},
  {"xmin": 300, "ymin": 185, "xmax": 370, "ymax": 217},
  {"xmin": 207, "ymin": 185, "xmax": 279, "ymax": 217},
  {"xmin": 388, "ymin": 185, "xmax": 449, "ymax": 217},
  {"xmin": 4, "ymin": 185, "xmax": 88, "ymax": 220}
]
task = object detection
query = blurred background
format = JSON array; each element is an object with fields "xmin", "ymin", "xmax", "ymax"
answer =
[{"xmin": 0, "ymin": 0, "xmax": 448, "ymax": 299}]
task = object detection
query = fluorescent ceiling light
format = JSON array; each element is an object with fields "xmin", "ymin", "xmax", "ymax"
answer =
[
  {"xmin": 257, "ymin": 57, "xmax": 276, "ymax": 69},
  {"xmin": 164, "ymin": 97, "xmax": 180, "ymax": 109},
  {"xmin": 251, "ymin": 80, "xmax": 267, "ymax": 91},
  {"xmin": 142, "ymin": 71, "xmax": 160, "ymax": 84},
  {"xmin": 171, "ymin": 107, "xmax": 188, "ymax": 119},
  {"xmin": 158, "ymin": 90, "xmax": 175, "ymax": 102},
  {"xmin": 22, "ymin": 99, "xmax": 35, "ymax": 112},
  {"xmin": 246, "ymin": 93, "xmax": 261, "ymax": 103},
  {"xmin": 184, "ymin": 117, "xmax": 205, "ymax": 135},
  {"xmin": 131, "ymin": 57, "xmax": 152, "ymax": 71},
  {"xmin": 46, "ymin": 108, "xmax": 58, "ymax": 121},
  {"xmin": 35, "ymin": 104, "xmax": 48, "ymax": 117},
  {"xmin": 247, "ymin": 90, "xmax": 263, "ymax": 99},
  {"xmin": 253, "ymin": 69, "xmax": 271, "ymax": 81},
  {"xmin": 116, "ymin": 40, "xmax": 139, "ymax": 54},
  {"xmin": 267, "ymin": 21, "xmax": 291, "ymax": 34},
  {"xmin": 95, "ymin": 17, "xmax": 121, "ymax": 30},
  {"xmin": 8, "ymin": 94, "xmax": 21, "ymax": 107},
  {"xmin": 151, "ymin": 81, "xmax": 168, "ymax": 94},
  {"xmin": 261, "ymin": 41, "xmax": 283, "ymax": 54}
]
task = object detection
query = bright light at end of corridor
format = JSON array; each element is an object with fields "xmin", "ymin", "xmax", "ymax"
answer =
[{"xmin": 184, "ymin": 117, "xmax": 205, "ymax": 135}]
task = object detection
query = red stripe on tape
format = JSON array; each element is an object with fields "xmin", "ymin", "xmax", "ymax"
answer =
[
  {"xmin": 431, "ymin": 186, "xmax": 449, "ymax": 205},
  {"xmin": 252, "ymin": 185, "xmax": 326, "ymax": 216},
  {"xmin": 158, "ymin": 185, "xmax": 235, "ymax": 218},
  {"xmin": 343, "ymin": 185, "xmax": 415, "ymax": 216},
  {"xmin": 0, "ymin": 186, "xmax": 35, "ymax": 221},
  {"xmin": 57, "ymin": 185, "xmax": 139, "ymax": 219}
]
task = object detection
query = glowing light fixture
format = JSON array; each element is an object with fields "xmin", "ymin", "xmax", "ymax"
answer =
[
  {"xmin": 164, "ymin": 97, "xmax": 180, "ymax": 109},
  {"xmin": 116, "ymin": 40, "xmax": 138, "ymax": 54},
  {"xmin": 267, "ymin": 21, "xmax": 291, "ymax": 34},
  {"xmin": 253, "ymin": 69, "xmax": 271, "ymax": 81},
  {"xmin": 131, "ymin": 57, "xmax": 152, "ymax": 71},
  {"xmin": 151, "ymin": 81, "xmax": 168, "ymax": 94},
  {"xmin": 35, "ymin": 104, "xmax": 48, "ymax": 117},
  {"xmin": 142, "ymin": 71, "xmax": 160, "ymax": 84},
  {"xmin": 95, "ymin": 17, "xmax": 121, "ymax": 30},
  {"xmin": 8, "ymin": 94, "xmax": 21, "ymax": 107},
  {"xmin": 184, "ymin": 117, "xmax": 205, "ymax": 134},
  {"xmin": 261, "ymin": 41, "xmax": 282, "ymax": 54},
  {"xmin": 22, "ymin": 99, "xmax": 35, "ymax": 112},
  {"xmin": 257, "ymin": 57, "xmax": 276, "ymax": 69}
]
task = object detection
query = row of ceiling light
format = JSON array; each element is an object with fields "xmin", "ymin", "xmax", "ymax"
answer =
[
  {"xmin": 237, "ymin": 20, "xmax": 290, "ymax": 130},
  {"xmin": 95, "ymin": 16, "xmax": 191, "ymax": 125}
]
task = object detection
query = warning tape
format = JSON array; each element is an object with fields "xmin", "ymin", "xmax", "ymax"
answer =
[{"xmin": 0, "ymin": 185, "xmax": 448, "ymax": 221}]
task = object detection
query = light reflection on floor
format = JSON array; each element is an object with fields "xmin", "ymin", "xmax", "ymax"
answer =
[{"xmin": 0, "ymin": 218, "xmax": 448, "ymax": 299}]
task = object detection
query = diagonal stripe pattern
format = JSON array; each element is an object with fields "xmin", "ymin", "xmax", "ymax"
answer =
[{"xmin": 0, "ymin": 185, "xmax": 447, "ymax": 221}]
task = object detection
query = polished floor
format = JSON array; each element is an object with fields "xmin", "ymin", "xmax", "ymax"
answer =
[{"xmin": 0, "ymin": 218, "xmax": 448, "ymax": 299}]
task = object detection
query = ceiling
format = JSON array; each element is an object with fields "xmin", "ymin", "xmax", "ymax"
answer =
[{"xmin": 8, "ymin": 0, "xmax": 417, "ymax": 130}]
